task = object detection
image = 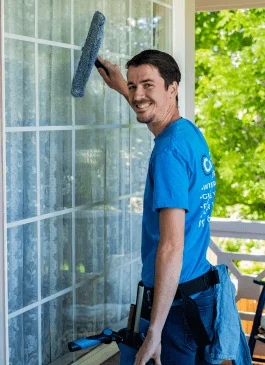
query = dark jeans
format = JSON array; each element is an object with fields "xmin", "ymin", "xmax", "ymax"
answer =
[{"xmin": 160, "ymin": 286, "xmax": 217, "ymax": 365}]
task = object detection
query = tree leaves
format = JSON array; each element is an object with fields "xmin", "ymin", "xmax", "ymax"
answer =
[{"xmin": 195, "ymin": 9, "xmax": 265, "ymax": 220}]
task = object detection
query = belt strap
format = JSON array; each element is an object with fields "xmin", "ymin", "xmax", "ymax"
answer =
[
  {"xmin": 142, "ymin": 269, "xmax": 220, "ymax": 303},
  {"xmin": 142, "ymin": 268, "xmax": 220, "ymax": 348},
  {"xmin": 175, "ymin": 269, "xmax": 220, "ymax": 300}
]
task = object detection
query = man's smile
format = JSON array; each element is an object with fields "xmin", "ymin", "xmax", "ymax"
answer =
[{"xmin": 134, "ymin": 102, "xmax": 153, "ymax": 112}]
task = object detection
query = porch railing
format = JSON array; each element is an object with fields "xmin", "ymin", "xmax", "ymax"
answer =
[{"xmin": 209, "ymin": 217, "xmax": 265, "ymax": 357}]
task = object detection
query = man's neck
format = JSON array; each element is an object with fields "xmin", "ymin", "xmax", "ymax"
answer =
[{"xmin": 148, "ymin": 108, "xmax": 181, "ymax": 137}]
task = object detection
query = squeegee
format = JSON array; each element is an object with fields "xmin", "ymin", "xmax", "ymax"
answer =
[{"xmin": 71, "ymin": 11, "xmax": 109, "ymax": 98}]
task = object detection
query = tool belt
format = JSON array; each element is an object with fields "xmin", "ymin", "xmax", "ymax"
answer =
[{"xmin": 141, "ymin": 268, "xmax": 220, "ymax": 348}]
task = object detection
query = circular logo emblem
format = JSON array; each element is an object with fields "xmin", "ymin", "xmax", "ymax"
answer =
[{"xmin": 201, "ymin": 154, "xmax": 213, "ymax": 176}]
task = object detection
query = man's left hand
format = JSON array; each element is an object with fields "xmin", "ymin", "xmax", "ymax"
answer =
[{"xmin": 133, "ymin": 330, "xmax": 162, "ymax": 365}]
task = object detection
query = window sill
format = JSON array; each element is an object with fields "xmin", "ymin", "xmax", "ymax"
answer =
[{"xmin": 74, "ymin": 343, "xmax": 119, "ymax": 365}]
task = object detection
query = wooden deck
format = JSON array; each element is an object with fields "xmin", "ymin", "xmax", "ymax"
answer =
[
  {"xmin": 102, "ymin": 354, "xmax": 265, "ymax": 365},
  {"xmin": 102, "ymin": 355, "xmax": 237, "ymax": 364}
]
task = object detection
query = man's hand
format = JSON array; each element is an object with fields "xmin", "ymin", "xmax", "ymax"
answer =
[
  {"xmin": 134, "ymin": 208, "xmax": 184, "ymax": 365},
  {"xmin": 96, "ymin": 56, "xmax": 129, "ymax": 100},
  {"xmin": 134, "ymin": 329, "xmax": 162, "ymax": 365}
]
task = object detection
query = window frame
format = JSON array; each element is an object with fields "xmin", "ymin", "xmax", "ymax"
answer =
[{"xmin": 0, "ymin": 0, "xmax": 8, "ymax": 363}]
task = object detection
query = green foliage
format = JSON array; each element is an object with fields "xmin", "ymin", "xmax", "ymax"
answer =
[{"xmin": 195, "ymin": 9, "xmax": 265, "ymax": 220}]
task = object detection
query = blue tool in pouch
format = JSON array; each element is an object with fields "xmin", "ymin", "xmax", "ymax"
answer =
[
  {"xmin": 68, "ymin": 320, "xmax": 154, "ymax": 365},
  {"xmin": 68, "ymin": 283, "xmax": 155, "ymax": 364}
]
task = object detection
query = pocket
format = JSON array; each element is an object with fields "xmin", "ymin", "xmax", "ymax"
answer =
[
  {"xmin": 194, "ymin": 286, "xmax": 215, "ymax": 311},
  {"xmin": 196, "ymin": 287, "xmax": 216, "ymax": 338}
]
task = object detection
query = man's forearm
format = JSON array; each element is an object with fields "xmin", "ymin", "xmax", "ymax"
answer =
[{"xmin": 149, "ymin": 242, "xmax": 183, "ymax": 334}]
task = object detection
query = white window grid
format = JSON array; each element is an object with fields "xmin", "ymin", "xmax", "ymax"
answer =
[{"xmin": 1, "ymin": 0, "xmax": 173, "ymax": 363}]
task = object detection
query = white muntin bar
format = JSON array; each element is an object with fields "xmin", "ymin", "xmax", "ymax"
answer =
[
  {"xmin": 6, "ymin": 192, "xmax": 144, "ymax": 229},
  {"xmin": 5, "ymin": 123, "xmax": 145, "ymax": 132},
  {"xmin": 70, "ymin": 0, "xmax": 77, "ymax": 357},
  {"xmin": 8, "ymin": 275, "xmax": 102, "ymax": 320},
  {"xmin": 34, "ymin": 0, "xmax": 43, "ymax": 363}
]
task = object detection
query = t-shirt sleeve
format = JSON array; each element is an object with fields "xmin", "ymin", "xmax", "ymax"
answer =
[{"xmin": 151, "ymin": 149, "xmax": 189, "ymax": 213}]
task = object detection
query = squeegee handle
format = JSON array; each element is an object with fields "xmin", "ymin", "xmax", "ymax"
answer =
[
  {"xmin": 68, "ymin": 337, "xmax": 101, "ymax": 352},
  {"xmin": 68, "ymin": 329, "xmax": 114, "ymax": 352},
  {"xmin": 95, "ymin": 59, "xmax": 109, "ymax": 76}
]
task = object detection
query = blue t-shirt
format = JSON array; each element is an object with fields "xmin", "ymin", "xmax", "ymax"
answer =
[{"xmin": 141, "ymin": 118, "xmax": 216, "ymax": 303}]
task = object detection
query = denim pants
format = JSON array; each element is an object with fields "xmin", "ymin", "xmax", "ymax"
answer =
[{"xmin": 160, "ymin": 286, "xmax": 217, "ymax": 365}]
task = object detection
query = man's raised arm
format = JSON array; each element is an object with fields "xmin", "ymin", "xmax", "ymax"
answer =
[{"xmin": 96, "ymin": 56, "xmax": 129, "ymax": 102}]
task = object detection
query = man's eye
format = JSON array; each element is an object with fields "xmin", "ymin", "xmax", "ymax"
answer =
[
  {"xmin": 128, "ymin": 86, "xmax": 136, "ymax": 90},
  {"xmin": 144, "ymin": 84, "xmax": 152, "ymax": 88}
]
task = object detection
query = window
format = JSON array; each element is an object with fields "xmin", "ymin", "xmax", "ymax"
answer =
[{"xmin": 1, "ymin": 0, "xmax": 173, "ymax": 364}]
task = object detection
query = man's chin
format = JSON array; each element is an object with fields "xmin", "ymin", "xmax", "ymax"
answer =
[{"xmin": 136, "ymin": 114, "xmax": 154, "ymax": 125}]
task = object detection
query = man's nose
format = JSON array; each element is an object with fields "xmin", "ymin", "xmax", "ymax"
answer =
[{"xmin": 133, "ymin": 86, "xmax": 145, "ymax": 101}]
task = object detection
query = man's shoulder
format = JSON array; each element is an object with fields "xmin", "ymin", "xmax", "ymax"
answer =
[{"xmin": 150, "ymin": 119, "xmax": 209, "ymax": 169}]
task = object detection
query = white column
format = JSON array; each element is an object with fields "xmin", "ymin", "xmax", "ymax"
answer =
[{"xmin": 172, "ymin": 0, "xmax": 195, "ymax": 122}]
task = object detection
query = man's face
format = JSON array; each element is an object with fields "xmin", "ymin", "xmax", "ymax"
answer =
[{"xmin": 127, "ymin": 64, "xmax": 176, "ymax": 125}]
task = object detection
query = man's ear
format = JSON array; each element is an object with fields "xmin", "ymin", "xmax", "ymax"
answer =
[{"xmin": 169, "ymin": 81, "xmax": 178, "ymax": 99}]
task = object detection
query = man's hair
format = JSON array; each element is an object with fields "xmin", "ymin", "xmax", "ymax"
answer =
[{"xmin": 126, "ymin": 49, "xmax": 181, "ymax": 106}]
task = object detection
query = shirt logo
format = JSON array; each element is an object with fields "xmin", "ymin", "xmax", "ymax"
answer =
[{"xmin": 201, "ymin": 154, "xmax": 213, "ymax": 176}]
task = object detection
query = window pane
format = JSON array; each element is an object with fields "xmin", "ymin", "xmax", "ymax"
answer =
[
  {"xmin": 6, "ymin": 132, "xmax": 37, "ymax": 223},
  {"xmin": 106, "ymin": 129, "xmax": 130, "ymax": 200},
  {"xmin": 106, "ymin": 199, "xmax": 131, "ymax": 270},
  {"xmin": 131, "ymin": 196, "xmax": 143, "ymax": 260},
  {"xmin": 5, "ymin": 0, "xmax": 35, "ymax": 37},
  {"xmin": 106, "ymin": 265, "xmax": 131, "ymax": 330},
  {"xmin": 40, "ymin": 131, "xmax": 72, "ymax": 214},
  {"xmin": 76, "ymin": 278, "xmax": 104, "ymax": 337},
  {"xmin": 5, "ymin": 39, "xmax": 35, "ymax": 127},
  {"xmin": 7, "ymin": 223, "xmax": 38, "ymax": 313},
  {"xmin": 74, "ymin": 50, "xmax": 105, "ymax": 125},
  {"xmin": 42, "ymin": 293, "xmax": 73, "ymax": 364},
  {"xmin": 41, "ymin": 214, "xmax": 72, "ymax": 299},
  {"xmin": 75, "ymin": 207, "xmax": 104, "ymax": 283},
  {"xmin": 75, "ymin": 130, "xmax": 105, "ymax": 205},
  {"xmin": 120, "ymin": 129, "xmax": 130, "ymax": 195},
  {"xmin": 131, "ymin": 128, "xmax": 151, "ymax": 194},
  {"xmin": 120, "ymin": 58, "xmax": 130, "ymax": 125},
  {"xmin": 131, "ymin": 261, "xmax": 142, "ymax": 302},
  {"xmin": 105, "ymin": 0, "xmax": 130, "ymax": 55},
  {"xmin": 153, "ymin": 4, "xmax": 172, "ymax": 53},
  {"xmin": 9, "ymin": 309, "xmax": 38, "ymax": 365},
  {"xmin": 105, "ymin": 55, "xmax": 122, "ymax": 125},
  {"xmin": 39, "ymin": 45, "xmax": 72, "ymax": 126},
  {"xmin": 74, "ymin": 0, "xmax": 104, "ymax": 47},
  {"xmin": 39, "ymin": 0, "xmax": 71, "ymax": 44},
  {"xmin": 131, "ymin": 0, "xmax": 152, "ymax": 55}
]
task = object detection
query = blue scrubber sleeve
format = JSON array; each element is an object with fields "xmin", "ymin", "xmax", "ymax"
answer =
[{"xmin": 71, "ymin": 11, "xmax": 106, "ymax": 97}]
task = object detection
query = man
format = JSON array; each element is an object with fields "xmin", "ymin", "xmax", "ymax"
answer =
[{"xmin": 97, "ymin": 50, "xmax": 217, "ymax": 365}]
